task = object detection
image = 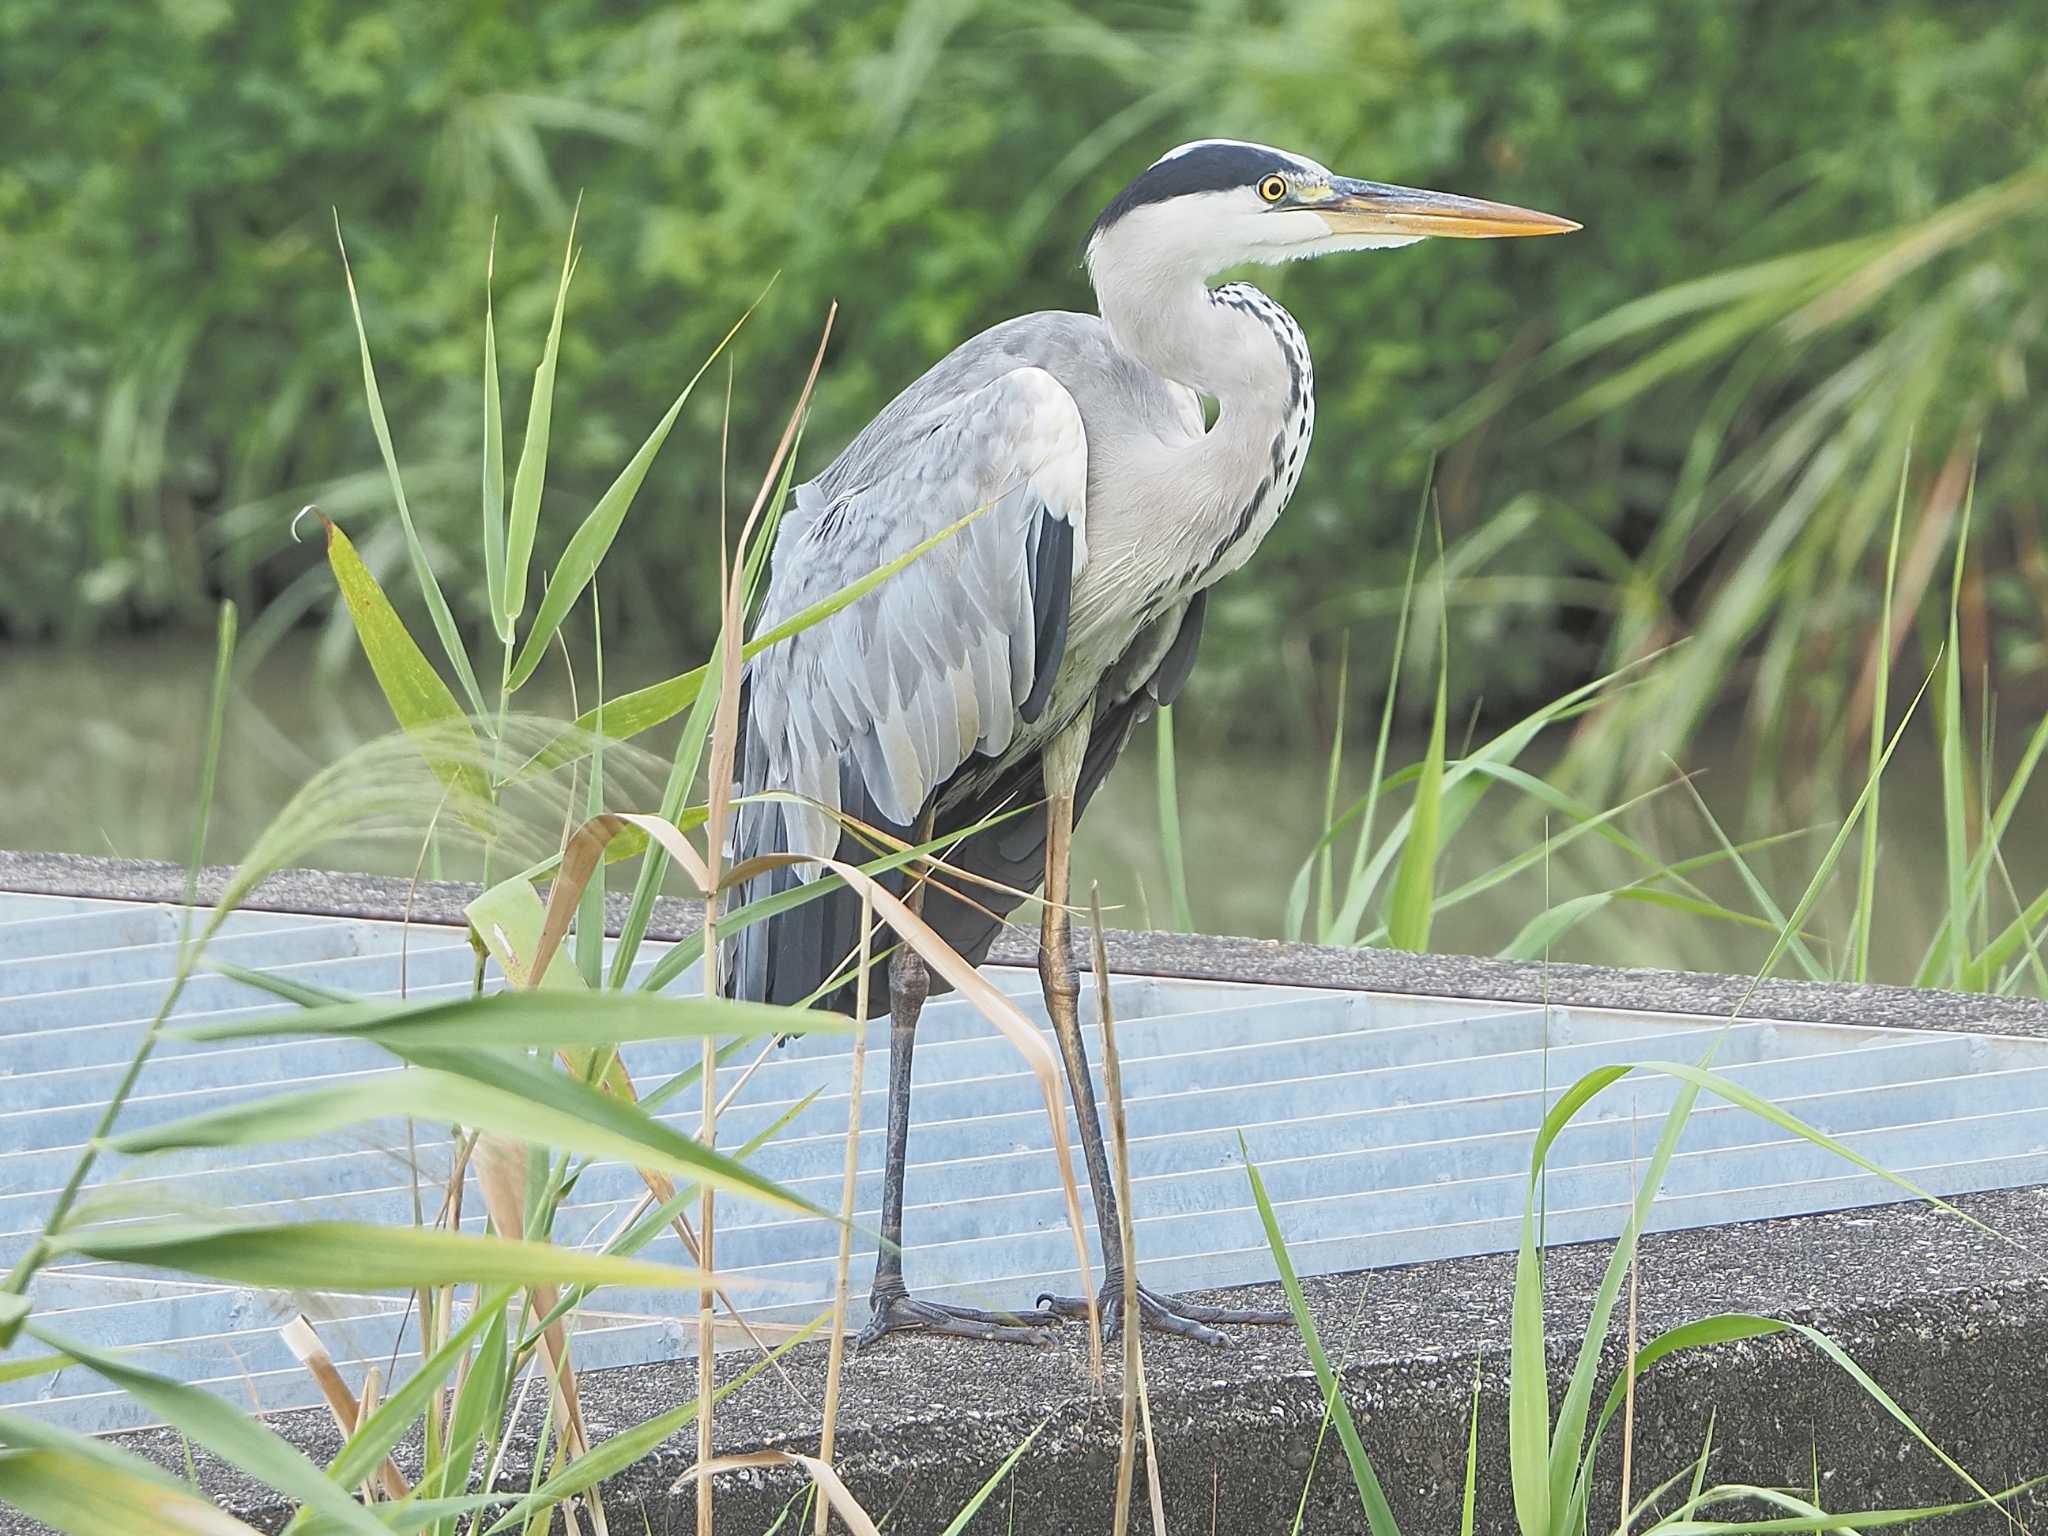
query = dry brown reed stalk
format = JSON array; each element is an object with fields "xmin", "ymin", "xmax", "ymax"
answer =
[
  {"xmin": 279, "ymin": 1316, "xmax": 408, "ymax": 1500},
  {"xmin": 691, "ymin": 304, "xmax": 839, "ymax": 1536},
  {"xmin": 1091, "ymin": 891, "xmax": 1165, "ymax": 1536},
  {"xmin": 354, "ymin": 1365, "xmax": 383, "ymax": 1504},
  {"xmin": 480, "ymin": 871, "xmax": 804, "ymax": 1405},
  {"xmin": 473, "ymin": 1135, "xmax": 595, "ymax": 1484},
  {"xmin": 530, "ymin": 814, "xmax": 1099, "ymax": 1376},
  {"xmin": 678, "ymin": 1450, "xmax": 883, "ymax": 1536},
  {"xmin": 815, "ymin": 885, "xmax": 875, "ymax": 1536}
]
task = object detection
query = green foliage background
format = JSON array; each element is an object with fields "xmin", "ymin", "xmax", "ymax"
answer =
[{"xmin": 5, "ymin": 0, "xmax": 2045, "ymax": 733}]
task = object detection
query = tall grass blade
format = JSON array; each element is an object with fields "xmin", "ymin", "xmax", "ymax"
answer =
[
  {"xmin": 937, "ymin": 1423, "xmax": 1047, "ymax": 1536},
  {"xmin": 502, "ymin": 199, "xmax": 578, "ymax": 628},
  {"xmin": 1325, "ymin": 478, "xmax": 1427, "ymax": 946},
  {"xmin": 1939, "ymin": 463, "xmax": 1978, "ymax": 988},
  {"xmin": 482, "ymin": 223, "xmax": 509, "ymax": 643},
  {"xmin": 1459, "ymin": 1360, "xmax": 1481, "ymax": 1536},
  {"xmin": 1315, "ymin": 638, "xmax": 1349, "ymax": 939},
  {"xmin": 506, "ymin": 300, "xmax": 757, "ymax": 691},
  {"xmin": 334, "ymin": 217, "xmax": 488, "ymax": 719},
  {"xmin": 1387, "ymin": 527, "xmax": 1448, "ymax": 952},
  {"xmin": 1541, "ymin": 1075, "xmax": 1702, "ymax": 1530},
  {"xmin": 1852, "ymin": 447, "xmax": 1909, "ymax": 980},
  {"xmin": 1737, "ymin": 664, "xmax": 1937, "ymax": 1011},
  {"xmin": 1241, "ymin": 1138, "xmax": 1401, "ymax": 1536},
  {"xmin": 182, "ymin": 601, "xmax": 236, "ymax": 916}
]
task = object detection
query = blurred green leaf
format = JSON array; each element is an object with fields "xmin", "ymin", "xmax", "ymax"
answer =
[
  {"xmin": 24, "ymin": 1323, "xmax": 387, "ymax": 1536},
  {"xmin": 168, "ymin": 985, "xmax": 829, "ymax": 1050},
  {"xmin": 0, "ymin": 1445, "xmax": 260, "ymax": 1535},
  {"xmin": 47, "ymin": 1219, "xmax": 719, "ymax": 1293},
  {"xmin": 106, "ymin": 1062, "xmax": 817, "ymax": 1214}
]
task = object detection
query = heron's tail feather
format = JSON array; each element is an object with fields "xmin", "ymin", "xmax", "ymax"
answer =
[{"xmin": 724, "ymin": 693, "xmax": 1150, "ymax": 1018}]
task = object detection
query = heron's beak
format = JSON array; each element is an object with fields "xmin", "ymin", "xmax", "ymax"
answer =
[{"xmin": 1315, "ymin": 177, "xmax": 1579, "ymax": 239}]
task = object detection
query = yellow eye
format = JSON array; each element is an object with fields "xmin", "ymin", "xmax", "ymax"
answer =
[{"xmin": 1258, "ymin": 173, "xmax": 1288, "ymax": 204}]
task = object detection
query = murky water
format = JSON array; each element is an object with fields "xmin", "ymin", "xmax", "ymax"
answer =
[{"xmin": 2, "ymin": 635, "xmax": 2032, "ymax": 982}]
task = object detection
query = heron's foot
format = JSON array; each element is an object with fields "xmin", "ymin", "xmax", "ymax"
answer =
[
  {"xmin": 1035, "ymin": 1278, "xmax": 1290, "ymax": 1347},
  {"xmin": 857, "ymin": 1288, "xmax": 1057, "ymax": 1349}
]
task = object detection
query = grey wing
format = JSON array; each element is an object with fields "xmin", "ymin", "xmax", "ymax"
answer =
[{"xmin": 739, "ymin": 364, "xmax": 1089, "ymax": 875}]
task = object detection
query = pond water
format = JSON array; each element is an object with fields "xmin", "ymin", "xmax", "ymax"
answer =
[{"xmin": 1, "ymin": 635, "xmax": 2031, "ymax": 983}]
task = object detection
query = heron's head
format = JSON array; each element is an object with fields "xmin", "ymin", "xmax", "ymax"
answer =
[{"xmin": 1084, "ymin": 139, "xmax": 1577, "ymax": 283}]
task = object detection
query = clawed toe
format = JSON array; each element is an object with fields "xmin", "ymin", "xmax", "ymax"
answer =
[
  {"xmin": 1037, "ymin": 1280, "xmax": 1291, "ymax": 1346},
  {"xmin": 857, "ymin": 1292, "xmax": 1056, "ymax": 1349}
]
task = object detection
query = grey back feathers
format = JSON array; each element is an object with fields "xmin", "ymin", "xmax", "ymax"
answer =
[{"xmin": 727, "ymin": 310, "xmax": 1214, "ymax": 1014}]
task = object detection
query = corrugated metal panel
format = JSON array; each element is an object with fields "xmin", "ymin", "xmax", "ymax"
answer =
[{"xmin": 4, "ymin": 892, "xmax": 2046, "ymax": 1433}]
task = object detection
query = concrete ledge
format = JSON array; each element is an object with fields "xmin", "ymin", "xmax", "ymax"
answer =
[
  {"xmin": 5, "ymin": 851, "xmax": 2047, "ymax": 1532},
  {"xmin": 7, "ymin": 850, "xmax": 2047, "ymax": 1038},
  {"xmin": 13, "ymin": 1190, "xmax": 2044, "ymax": 1535}
]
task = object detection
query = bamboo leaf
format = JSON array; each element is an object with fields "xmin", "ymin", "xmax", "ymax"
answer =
[
  {"xmin": 0, "ymin": 1408, "xmax": 185, "ymax": 1488},
  {"xmin": 334, "ymin": 217, "xmax": 489, "ymax": 719},
  {"xmin": 479, "ymin": 1316, "xmax": 825, "ymax": 1534},
  {"xmin": 322, "ymin": 516, "xmax": 487, "ymax": 803},
  {"xmin": 319, "ymin": 1284, "xmax": 515, "ymax": 1497}
]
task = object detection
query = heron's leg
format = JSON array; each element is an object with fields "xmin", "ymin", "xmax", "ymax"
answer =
[
  {"xmin": 858, "ymin": 885, "xmax": 1055, "ymax": 1348},
  {"xmin": 1032, "ymin": 708, "xmax": 1289, "ymax": 1346}
]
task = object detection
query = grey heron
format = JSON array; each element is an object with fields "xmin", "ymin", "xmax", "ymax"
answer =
[{"xmin": 730, "ymin": 139, "xmax": 1575, "ymax": 1346}]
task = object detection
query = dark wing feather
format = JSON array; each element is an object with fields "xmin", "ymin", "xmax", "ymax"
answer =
[
  {"xmin": 755, "ymin": 592, "xmax": 1208, "ymax": 1017},
  {"xmin": 1019, "ymin": 514, "xmax": 1073, "ymax": 724},
  {"xmin": 727, "ymin": 365, "xmax": 1088, "ymax": 1012}
]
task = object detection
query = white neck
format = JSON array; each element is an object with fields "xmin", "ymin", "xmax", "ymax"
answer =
[
  {"xmin": 1091, "ymin": 261, "xmax": 1293, "ymax": 410},
  {"xmin": 1065, "ymin": 227, "xmax": 1314, "ymax": 634},
  {"xmin": 1088, "ymin": 226, "xmax": 1304, "ymax": 528}
]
